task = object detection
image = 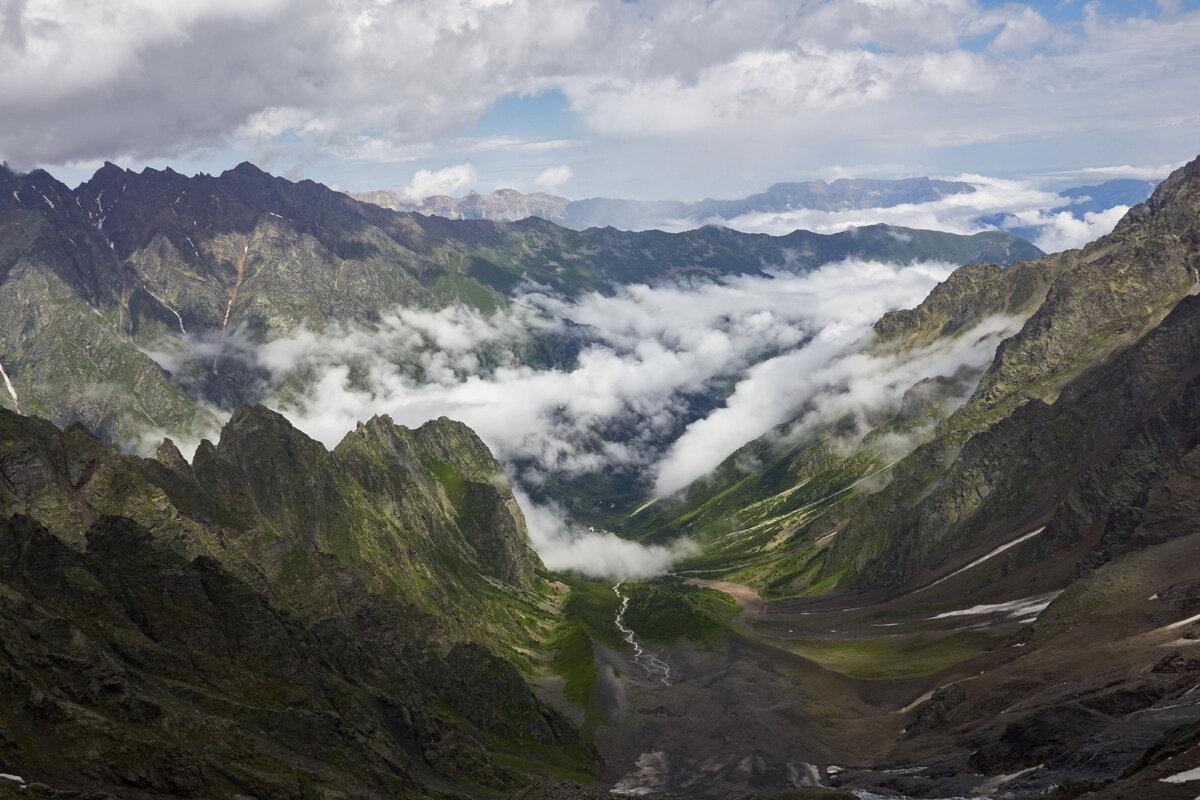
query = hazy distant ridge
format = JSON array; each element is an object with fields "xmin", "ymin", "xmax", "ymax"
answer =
[{"xmin": 350, "ymin": 177, "xmax": 977, "ymax": 229}]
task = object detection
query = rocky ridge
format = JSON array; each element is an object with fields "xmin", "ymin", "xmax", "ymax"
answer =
[
  {"xmin": 823, "ymin": 154, "xmax": 1200, "ymax": 588},
  {"xmin": 0, "ymin": 404, "xmax": 595, "ymax": 797},
  {"xmin": 1, "ymin": 404, "xmax": 546, "ymax": 635},
  {"xmin": 351, "ymin": 177, "xmax": 977, "ymax": 229}
]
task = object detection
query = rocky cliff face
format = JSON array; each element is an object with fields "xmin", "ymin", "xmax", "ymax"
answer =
[
  {"xmin": 0, "ymin": 168, "xmax": 218, "ymax": 446},
  {"xmin": 1, "ymin": 404, "xmax": 544, "ymax": 627},
  {"xmin": 819, "ymin": 155, "xmax": 1200, "ymax": 589},
  {"xmin": 0, "ymin": 406, "xmax": 591, "ymax": 797}
]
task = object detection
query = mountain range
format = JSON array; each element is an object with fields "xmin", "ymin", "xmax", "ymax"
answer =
[
  {"xmin": 352, "ymin": 177, "xmax": 979, "ymax": 230},
  {"xmin": 2, "ymin": 154, "xmax": 1200, "ymax": 799},
  {"xmin": 0, "ymin": 160, "xmax": 1038, "ymax": 451},
  {"xmin": 349, "ymin": 177, "xmax": 1159, "ymax": 238}
]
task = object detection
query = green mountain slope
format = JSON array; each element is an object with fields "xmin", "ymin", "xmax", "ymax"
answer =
[
  {"xmin": 555, "ymin": 155, "xmax": 1200, "ymax": 800},
  {"xmin": 822, "ymin": 155, "xmax": 1200, "ymax": 590},
  {"xmin": 0, "ymin": 406, "xmax": 597, "ymax": 797},
  {"xmin": 635, "ymin": 155, "xmax": 1200, "ymax": 598}
]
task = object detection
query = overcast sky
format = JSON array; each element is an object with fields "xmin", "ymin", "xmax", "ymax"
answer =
[{"xmin": 2, "ymin": 0, "xmax": 1197, "ymax": 200}]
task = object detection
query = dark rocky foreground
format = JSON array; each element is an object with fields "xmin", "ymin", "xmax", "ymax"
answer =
[{"xmin": 0, "ymin": 405, "xmax": 597, "ymax": 798}]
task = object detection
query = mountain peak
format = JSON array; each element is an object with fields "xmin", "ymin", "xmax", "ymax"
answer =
[
  {"xmin": 217, "ymin": 403, "xmax": 327, "ymax": 464},
  {"xmin": 1135, "ymin": 153, "xmax": 1200, "ymax": 219},
  {"xmin": 1107, "ymin": 157, "xmax": 1197, "ymax": 239},
  {"xmin": 226, "ymin": 161, "xmax": 269, "ymax": 178}
]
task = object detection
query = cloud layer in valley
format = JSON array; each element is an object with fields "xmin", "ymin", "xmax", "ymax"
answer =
[
  {"xmin": 517, "ymin": 490, "xmax": 699, "ymax": 580},
  {"xmin": 155, "ymin": 257, "xmax": 1037, "ymax": 578},
  {"xmin": 254, "ymin": 260, "xmax": 954, "ymax": 479},
  {"xmin": 655, "ymin": 311, "xmax": 1023, "ymax": 494}
]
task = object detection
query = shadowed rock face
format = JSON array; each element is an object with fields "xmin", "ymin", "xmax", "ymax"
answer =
[
  {"xmin": 819, "ymin": 155, "xmax": 1200, "ymax": 590},
  {"xmin": 0, "ymin": 405, "xmax": 591, "ymax": 798}
]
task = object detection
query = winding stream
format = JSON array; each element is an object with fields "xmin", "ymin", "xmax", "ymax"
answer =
[{"xmin": 613, "ymin": 582, "xmax": 672, "ymax": 685}]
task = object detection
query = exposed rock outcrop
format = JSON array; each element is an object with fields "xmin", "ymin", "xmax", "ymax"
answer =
[
  {"xmin": 0, "ymin": 406, "xmax": 592, "ymax": 797},
  {"xmin": 821, "ymin": 155, "xmax": 1200, "ymax": 589}
]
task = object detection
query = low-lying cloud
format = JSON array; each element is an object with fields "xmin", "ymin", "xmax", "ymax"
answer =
[
  {"xmin": 262, "ymin": 259, "xmax": 954, "ymax": 479},
  {"xmin": 704, "ymin": 175, "xmax": 1136, "ymax": 253},
  {"xmin": 160, "ymin": 257, "xmax": 1027, "ymax": 579},
  {"xmin": 518, "ymin": 489, "xmax": 698, "ymax": 580},
  {"xmin": 1002, "ymin": 204, "xmax": 1131, "ymax": 254},
  {"xmin": 653, "ymin": 311, "xmax": 1024, "ymax": 495}
]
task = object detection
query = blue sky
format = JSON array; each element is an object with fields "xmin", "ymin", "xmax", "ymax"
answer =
[{"xmin": 2, "ymin": 0, "xmax": 1197, "ymax": 201}]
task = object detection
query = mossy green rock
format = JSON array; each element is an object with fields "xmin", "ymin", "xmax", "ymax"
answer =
[{"xmin": 0, "ymin": 406, "xmax": 595, "ymax": 797}]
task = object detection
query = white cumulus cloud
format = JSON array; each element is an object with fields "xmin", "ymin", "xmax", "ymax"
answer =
[
  {"xmin": 2, "ymin": 0, "xmax": 1196, "ymax": 203},
  {"xmin": 1013, "ymin": 205, "xmax": 1131, "ymax": 253},
  {"xmin": 517, "ymin": 490, "xmax": 698, "ymax": 580},
  {"xmin": 534, "ymin": 164, "xmax": 573, "ymax": 190},
  {"xmin": 401, "ymin": 163, "xmax": 477, "ymax": 201}
]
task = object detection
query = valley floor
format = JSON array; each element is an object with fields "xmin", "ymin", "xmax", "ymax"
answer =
[{"xmin": 549, "ymin": 530, "xmax": 1200, "ymax": 800}]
